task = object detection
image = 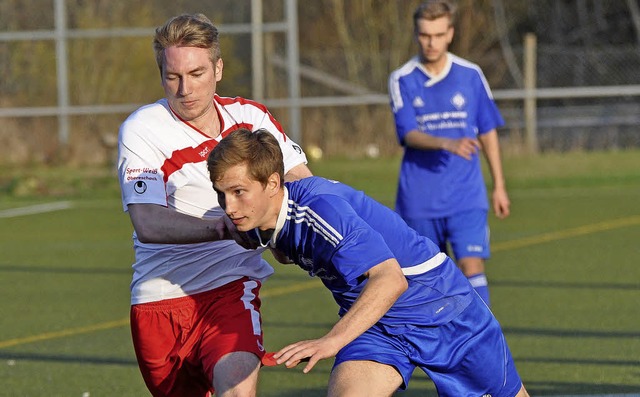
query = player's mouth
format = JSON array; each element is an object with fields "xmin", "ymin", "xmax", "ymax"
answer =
[{"xmin": 181, "ymin": 100, "xmax": 198, "ymax": 108}]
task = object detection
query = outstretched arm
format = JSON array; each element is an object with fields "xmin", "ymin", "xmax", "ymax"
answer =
[
  {"xmin": 273, "ymin": 258, "xmax": 408, "ymax": 373},
  {"xmin": 127, "ymin": 203, "xmax": 228, "ymax": 244},
  {"xmin": 284, "ymin": 163, "xmax": 313, "ymax": 182}
]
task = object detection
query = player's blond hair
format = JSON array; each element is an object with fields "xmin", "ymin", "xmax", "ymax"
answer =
[
  {"xmin": 153, "ymin": 13, "xmax": 221, "ymax": 76},
  {"xmin": 207, "ymin": 129, "xmax": 285, "ymax": 189},
  {"xmin": 413, "ymin": 1, "xmax": 457, "ymax": 29}
]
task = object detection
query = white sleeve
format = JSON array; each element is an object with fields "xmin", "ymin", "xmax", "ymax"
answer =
[{"xmin": 117, "ymin": 118, "xmax": 169, "ymax": 212}]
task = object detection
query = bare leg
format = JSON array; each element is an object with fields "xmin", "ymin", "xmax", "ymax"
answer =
[
  {"xmin": 457, "ymin": 256, "xmax": 484, "ymax": 276},
  {"xmin": 213, "ymin": 352, "xmax": 261, "ymax": 397},
  {"xmin": 458, "ymin": 256, "xmax": 490, "ymax": 305},
  {"xmin": 327, "ymin": 360, "xmax": 403, "ymax": 397},
  {"xmin": 515, "ymin": 384, "xmax": 531, "ymax": 397}
]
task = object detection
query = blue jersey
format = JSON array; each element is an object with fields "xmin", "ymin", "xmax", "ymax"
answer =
[
  {"xmin": 249, "ymin": 176, "xmax": 474, "ymax": 326},
  {"xmin": 389, "ymin": 53, "xmax": 504, "ymax": 219}
]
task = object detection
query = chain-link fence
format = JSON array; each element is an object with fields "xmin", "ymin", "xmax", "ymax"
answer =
[{"xmin": 0, "ymin": 0, "xmax": 639, "ymax": 165}]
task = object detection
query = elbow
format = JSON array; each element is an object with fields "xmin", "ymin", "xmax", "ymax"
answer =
[
  {"xmin": 134, "ymin": 227, "xmax": 156, "ymax": 244},
  {"xmin": 398, "ymin": 276, "xmax": 409, "ymax": 296},
  {"xmin": 132, "ymin": 221, "xmax": 162, "ymax": 243}
]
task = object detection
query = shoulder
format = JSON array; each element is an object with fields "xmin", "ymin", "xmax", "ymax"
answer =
[
  {"xmin": 389, "ymin": 56, "xmax": 422, "ymax": 82},
  {"xmin": 122, "ymin": 100, "xmax": 171, "ymax": 126},
  {"xmin": 120, "ymin": 99, "xmax": 172, "ymax": 135},
  {"xmin": 449, "ymin": 54, "xmax": 485, "ymax": 77},
  {"xmin": 215, "ymin": 95, "xmax": 270, "ymax": 114},
  {"xmin": 287, "ymin": 177, "xmax": 350, "ymax": 210}
]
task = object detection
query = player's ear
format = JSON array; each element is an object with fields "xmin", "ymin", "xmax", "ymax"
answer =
[
  {"xmin": 446, "ymin": 26, "xmax": 454, "ymax": 44},
  {"xmin": 266, "ymin": 172, "xmax": 281, "ymax": 197},
  {"xmin": 215, "ymin": 58, "xmax": 223, "ymax": 82}
]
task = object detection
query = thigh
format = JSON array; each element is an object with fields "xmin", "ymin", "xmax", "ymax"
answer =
[
  {"xmin": 447, "ymin": 209, "xmax": 490, "ymax": 260},
  {"xmin": 213, "ymin": 352, "xmax": 261, "ymax": 397},
  {"xmin": 199, "ymin": 278, "xmax": 266, "ymax": 386},
  {"xmin": 334, "ymin": 324, "xmax": 415, "ymax": 391},
  {"xmin": 130, "ymin": 298, "xmax": 212, "ymax": 397},
  {"xmin": 328, "ymin": 360, "xmax": 402, "ymax": 397},
  {"xmin": 412, "ymin": 295, "xmax": 523, "ymax": 397}
]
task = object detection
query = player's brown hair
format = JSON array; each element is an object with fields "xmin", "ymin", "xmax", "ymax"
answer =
[
  {"xmin": 413, "ymin": 1, "xmax": 457, "ymax": 29},
  {"xmin": 207, "ymin": 129, "xmax": 285, "ymax": 189},
  {"xmin": 153, "ymin": 13, "xmax": 221, "ymax": 76}
]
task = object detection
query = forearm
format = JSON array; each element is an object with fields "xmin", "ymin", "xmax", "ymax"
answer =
[
  {"xmin": 128, "ymin": 203, "xmax": 224, "ymax": 244},
  {"xmin": 324, "ymin": 260, "xmax": 408, "ymax": 348},
  {"xmin": 479, "ymin": 130, "xmax": 506, "ymax": 189},
  {"xmin": 403, "ymin": 129, "xmax": 448, "ymax": 151}
]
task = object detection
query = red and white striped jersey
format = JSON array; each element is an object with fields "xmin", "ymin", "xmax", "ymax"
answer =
[{"xmin": 118, "ymin": 95, "xmax": 307, "ymax": 304}]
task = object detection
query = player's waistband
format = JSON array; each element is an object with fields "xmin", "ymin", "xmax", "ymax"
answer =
[{"xmin": 401, "ymin": 252, "xmax": 447, "ymax": 276}]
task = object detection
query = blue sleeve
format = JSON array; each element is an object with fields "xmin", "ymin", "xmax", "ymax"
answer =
[
  {"xmin": 389, "ymin": 75, "xmax": 419, "ymax": 145},
  {"xmin": 474, "ymin": 71, "xmax": 504, "ymax": 135}
]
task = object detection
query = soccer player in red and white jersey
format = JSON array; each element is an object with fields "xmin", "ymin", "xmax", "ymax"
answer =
[{"xmin": 116, "ymin": 13, "xmax": 311, "ymax": 397}]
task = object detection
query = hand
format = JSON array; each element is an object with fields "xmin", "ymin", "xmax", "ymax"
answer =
[
  {"xmin": 221, "ymin": 215, "xmax": 260, "ymax": 249},
  {"xmin": 492, "ymin": 187, "xmax": 510, "ymax": 219},
  {"xmin": 443, "ymin": 137, "xmax": 480, "ymax": 160},
  {"xmin": 273, "ymin": 336, "xmax": 342, "ymax": 374}
]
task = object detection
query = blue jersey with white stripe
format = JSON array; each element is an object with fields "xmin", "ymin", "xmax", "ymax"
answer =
[
  {"xmin": 252, "ymin": 176, "xmax": 473, "ymax": 326},
  {"xmin": 388, "ymin": 54, "xmax": 504, "ymax": 219}
]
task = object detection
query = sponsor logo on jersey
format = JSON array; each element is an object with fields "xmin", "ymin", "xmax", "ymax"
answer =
[
  {"xmin": 199, "ymin": 146, "xmax": 210, "ymax": 158},
  {"xmin": 297, "ymin": 256, "xmax": 337, "ymax": 281},
  {"xmin": 451, "ymin": 92, "xmax": 466, "ymax": 109},
  {"xmin": 412, "ymin": 96, "xmax": 425, "ymax": 107},
  {"xmin": 466, "ymin": 244, "xmax": 483, "ymax": 253},
  {"xmin": 292, "ymin": 144, "xmax": 302, "ymax": 154},
  {"xmin": 134, "ymin": 181, "xmax": 147, "ymax": 194}
]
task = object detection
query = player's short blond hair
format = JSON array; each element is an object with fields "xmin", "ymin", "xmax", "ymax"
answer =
[
  {"xmin": 153, "ymin": 13, "xmax": 221, "ymax": 76},
  {"xmin": 413, "ymin": 1, "xmax": 457, "ymax": 29},
  {"xmin": 207, "ymin": 129, "xmax": 285, "ymax": 189}
]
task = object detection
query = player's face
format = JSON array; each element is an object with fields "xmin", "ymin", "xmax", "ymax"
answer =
[
  {"xmin": 161, "ymin": 46, "xmax": 222, "ymax": 127},
  {"xmin": 213, "ymin": 163, "xmax": 279, "ymax": 232},
  {"xmin": 415, "ymin": 16, "xmax": 454, "ymax": 67}
]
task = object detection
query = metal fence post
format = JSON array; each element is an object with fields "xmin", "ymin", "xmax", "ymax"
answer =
[
  {"xmin": 524, "ymin": 33, "xmax": 539, "ymax": 154},
  {"xmin": 54, "ymin": 0, "xmax": 70, "ymax": 155},
  {"xmin": 285, "ymin": 0, "xmax": 301, "ymax": 144}
]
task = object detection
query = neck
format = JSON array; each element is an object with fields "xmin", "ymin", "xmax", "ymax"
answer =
[
  {"xmin": 422, "ymin": 53, "xmax": 448, "ymax": 75},
  {"xmin": 189, "ymin": 102, "xmax": 221, "ymax": 138}
]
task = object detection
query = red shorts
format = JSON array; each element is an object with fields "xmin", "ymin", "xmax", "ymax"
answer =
[{"xmin": 130, "ymin": 277, "xmax": 265, "ymax": 397}]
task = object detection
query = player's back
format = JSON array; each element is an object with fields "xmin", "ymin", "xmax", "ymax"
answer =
[
  {"xmin": 284, "ymin": 176, "xmax": 474, "ymax": 326},
  {"xmin": 286, "ymin": 176, "xmax": 440, "ymax": 266}
]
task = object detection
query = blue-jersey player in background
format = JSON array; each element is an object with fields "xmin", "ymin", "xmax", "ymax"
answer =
[
  {"xmin": 388, "ymin": 0, "xmax": 511, "ymax": 306},
  {"xmin": 207, "ymin": 128, "xmax": 529, "ymax": 397}
]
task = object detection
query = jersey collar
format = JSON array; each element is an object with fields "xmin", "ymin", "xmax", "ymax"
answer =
[
  {"xmin": 252, "ymin": 186, "xmax": 288, "ymax": 248},
  {"xmin": 418, "ymin": 52, "xmax": 452, "ymax": 87},
  {"xmin": 269, "ymin": 186, "xmax": 289, "ymax": 247}
]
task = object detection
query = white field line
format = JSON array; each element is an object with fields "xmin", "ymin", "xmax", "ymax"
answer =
[
  {"xmin": 0, "ymin": 201, "xmax": 73, "ymax": 218},
  {"xmin": 548, "ymin": 395, "xmax": 640, "ymax": 397}
]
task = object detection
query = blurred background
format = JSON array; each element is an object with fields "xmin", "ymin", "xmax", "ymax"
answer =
[{"xmin": 0, "ymin": 0, "xmax": 639, "ymax": 165}]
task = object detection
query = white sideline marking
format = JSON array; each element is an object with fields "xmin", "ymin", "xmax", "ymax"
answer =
[
  {"xmin": 0, "ymin": 201, "xmax": 73, "ymax": 218},
  {"xmin": 548, "ymin": 394, "xmax": 640, "ymax": 397}
]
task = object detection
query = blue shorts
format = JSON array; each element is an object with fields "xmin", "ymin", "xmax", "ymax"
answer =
[
  {"xmin": 405, "ymin": 209, "xmax": 490, "ymax": 260},
  {"xmin": 333, "ymin": 294, "xmax": 522, "ymax": 397}
]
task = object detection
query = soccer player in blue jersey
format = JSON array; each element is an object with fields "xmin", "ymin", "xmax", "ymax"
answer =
[
  {"xmin": 207, "ymin": 128, "xmax": 529, "ymax": 397},
  {"xmin": 388, "ymin": 0, "xmax": 511, "ymax": 306}
]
